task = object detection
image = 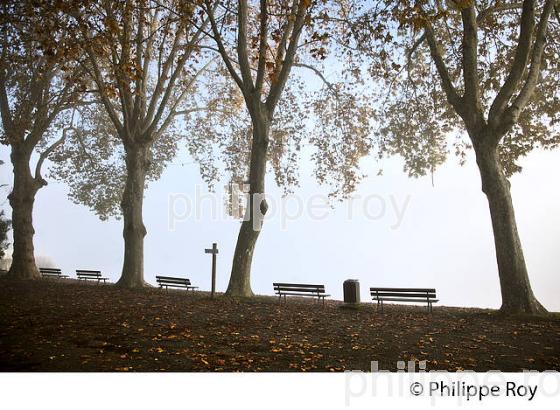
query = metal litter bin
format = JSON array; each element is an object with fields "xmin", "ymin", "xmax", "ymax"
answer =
[{"xmin": 343, "ymin": 279, "xmax": 360, "ymax": 304}]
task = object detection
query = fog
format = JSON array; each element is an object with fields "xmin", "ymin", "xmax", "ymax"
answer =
[{"xmin": 1, "ymin": 145, "xmax": 559, "ymax": 311}]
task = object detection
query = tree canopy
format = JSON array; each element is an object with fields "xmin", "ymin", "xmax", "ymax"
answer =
[{"xmin": 345, "ymin": 0, "xmax": 560, "ymax": 176}]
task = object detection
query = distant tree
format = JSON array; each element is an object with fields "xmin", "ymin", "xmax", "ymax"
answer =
[
  {"xmin": 0, "ymin": 159, "xmax": 9, "ymax": 260},
  {"xmin": 0, "ymin": 1, "xmax": 83, "ymax": 279},
  {"xmin": 0, "ymin": 210, "xmax": 10, "ymax": 261},
  {"xmin": 346, "ymin": 0, "xmax": 560, "ymax": 313}
]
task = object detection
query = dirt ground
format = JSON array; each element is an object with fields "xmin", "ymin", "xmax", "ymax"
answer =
[{"xmin": 0, "ymin": 278, "xmax": 558, "ymax": 372}]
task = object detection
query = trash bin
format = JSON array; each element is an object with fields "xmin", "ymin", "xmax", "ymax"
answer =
[{"xmin": 343, "ymin": 279, "xmax": 360, "ymax": 304}]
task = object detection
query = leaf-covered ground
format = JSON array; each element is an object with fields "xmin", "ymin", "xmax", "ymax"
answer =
[{"xmin": 0, "ymin": 278, "xmax": 559, "ymax": 372}]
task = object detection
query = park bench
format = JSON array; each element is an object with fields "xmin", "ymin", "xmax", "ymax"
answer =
[
  {"xmin": 156, "ymin": 275, "xmax": 198, "ymax": 292},
  {"xmin": 273, "ymin": 283, "xmax": 330, "ymax": 306},
  {"xmin": 76, "ymin": 269, "xmax": 108, "ymax": 284},
  {"xmin": 370, "ymin": 287, "xmax": 438, "ymax": 313},
  {"xmin": 40, "ymin": 267, "xmax": 68, "ymax": 279}
]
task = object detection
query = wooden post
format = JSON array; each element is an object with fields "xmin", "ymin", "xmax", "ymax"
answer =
[{"xmin": 205, "ymin": 243, "xmax": 218, "ymax": 297}]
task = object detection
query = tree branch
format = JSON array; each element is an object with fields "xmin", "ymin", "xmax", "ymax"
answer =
[
  {"xmin": 266, "ymin": 0, "xmax": 307, "ymax": 112},
  {"xmin": 423, "ymin": 23, "xmax": 462, "ymax": 112},
  {"xmin": 477, "ymin": 2, "xmax": 524, "ymax": 24},
  {"xmin": 132, "ymin": 0, "xmax": 148, "ymax": 122},
  {"xmin": 294, "ymin": 62, "xmax": 334, "ymax": 91},
  {"xmin": 0, "ymin": 67, "xmax": 14, "ymax": 141},
  {"xmin": 461, "ymin": 5, "xmax": 480, "ymax": 111},
  {"xmin": 82, "ymin": 45, "xmax": 124, "ymax": 135},
  {"xmin": 204, "ymin": 0, "xmax": 245, "ymax": 90},
  {"xmin": 144, "ymin": 18, "xmax": 210, "ymax": 139},
  {"xmin": 255, "ymin": 0, "xmax": 269, "ymax": 94},
  {"xmin": 144, "ymin": 18, "xmax": 186, "ymax": 125},
  {"xmin": 488, "ymin": 0, "xmax": 536, "ymax": 127},
  {"xmin": 237, "ymin": 0, "xmax": 255, "ymax": 91},
  {"xmin": 150, "ymin": 56, "xmax": 218, "ymax": 139},
  {"xmin": 35, "ymin": 109, "xmax": 76, "ymax": 182},
  {"xmin": 500, "ymin": 0, "xmax": 556, "ymax": 133}
]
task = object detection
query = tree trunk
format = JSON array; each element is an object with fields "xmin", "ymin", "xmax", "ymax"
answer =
[
  {"xmin": 7, "ymin": 147, "xmax": 42, "ymax": 279},
  {"xmin": 226, "ymin": 109, "xmax": 270, "ymax": 297},
  {"xmin": 116, "ymin": 144, "xmax": 150, "ymax": 288},
  {"xmin": 474, "ymin": 140, "xmax": 546, "ymax": 314}
]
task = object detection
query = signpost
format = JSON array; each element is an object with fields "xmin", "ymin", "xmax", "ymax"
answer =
[{"xmin": 205, "ymin": 243, "xmax": 218, "ymax": 297}]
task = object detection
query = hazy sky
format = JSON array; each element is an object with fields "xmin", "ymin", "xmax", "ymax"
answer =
[{"xmin": 1, "ymin": 143, "xmax": 559, "ymax": 311}]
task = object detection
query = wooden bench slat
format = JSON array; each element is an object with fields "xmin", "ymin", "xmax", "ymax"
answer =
[
  {"xmin": 275, "ymin": 291, "xmax": 330, "ymax": 297},
  {"xmin": 40, "ymin": 268, "xmax": 68, "ymax": 279},
  {"xmin": 370, "ymin": 287, "xmax": 435, "ymax": 293},
  {"xmin": 373, "ymin": 297, "xmax": 439, "ymax": 302},
  {"xmin": 372, "ymin": 292, "xmax": 437, "ymax": 298},
  {"xmin": 274, "ymin": 286, "xmax": 325, "ymax": 292},
  {"xmin": 157, "ymin": 280, "xmax": 190, "ymax": 283},
  {"xmin": 273, "ymin": 283, "xmax": 325, "ymax": 288},
  {"xmin": 157, "ymin": 279, "xmax": 192, "ymax": 285},
  {"xmin": 157, "ymin": 277, "xmax": 191, "ymax": 282},
  {"xmin": 274, "ymin": 285, "xmax": 326, "ymax": 292},
  {"xmin": 372, "ymin": 297, "xmax": 437, "ymax": 302}
]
